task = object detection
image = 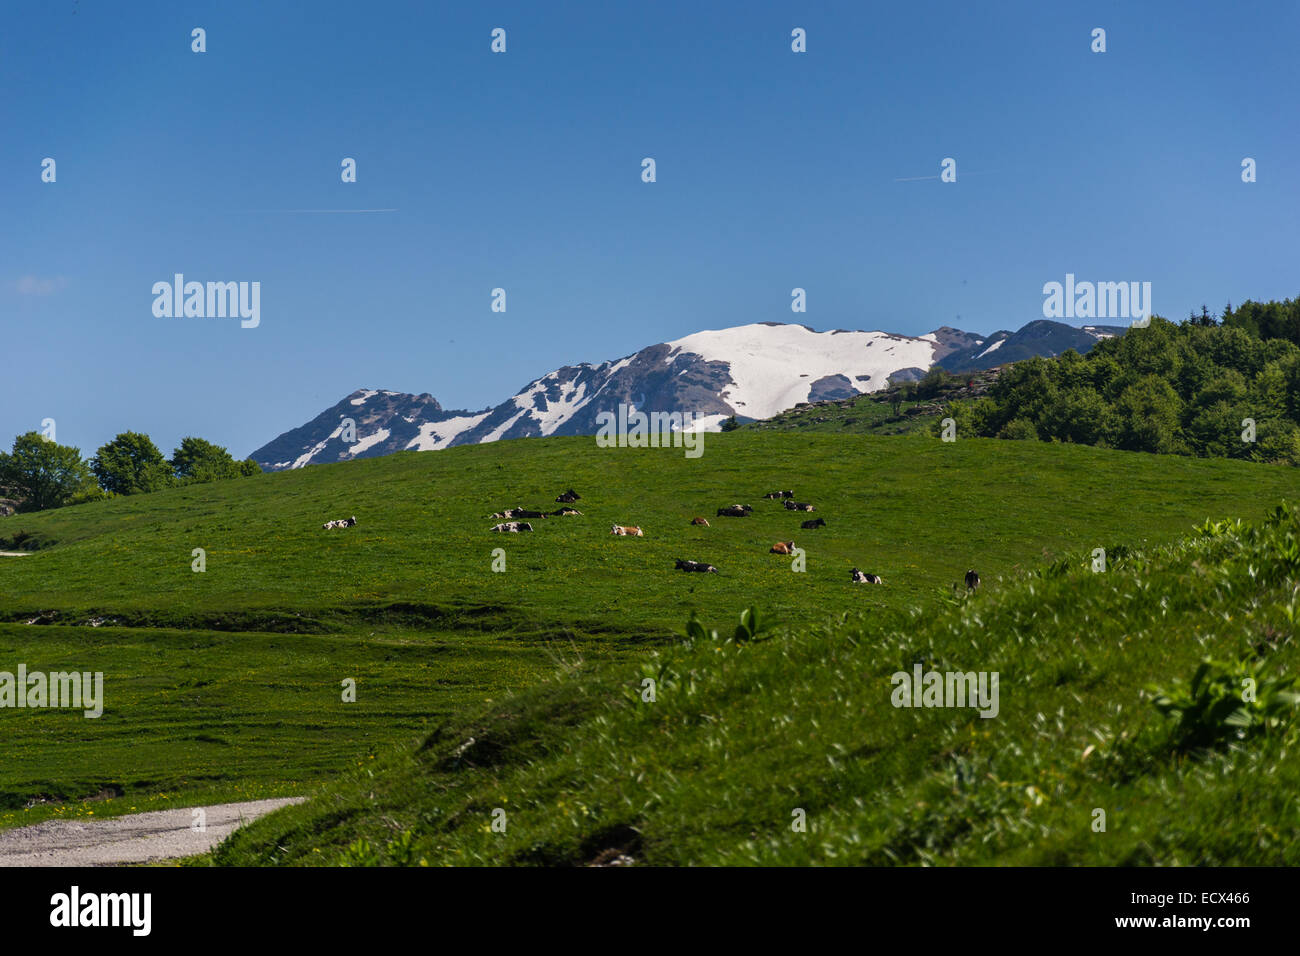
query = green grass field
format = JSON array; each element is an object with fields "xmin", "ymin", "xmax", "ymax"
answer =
[
  {"xmin": 0, "ymin": 430, "xmax": 1295, "ymax": 859},
  {"xmin": 213, "ymin": 505, "xmax": 1300, "ymax": 866}
]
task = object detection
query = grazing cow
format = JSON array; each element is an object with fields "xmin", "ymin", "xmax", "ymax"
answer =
[
  {"xmin": 763, "ymin": 490, "xmax": 795, "ymax": 499},
  {"xmin": 550, "ymin": 507, "xmax": 583, "ymax": 516},
  {"xmin": 716, "ymin": 504, "xmax": 753, "ymax": 518},
  {"xmin": 690, "ymin": 517, "xmax": 710, "ymax": 526},
  {"xmin": 491, "ymin": 521, "xmax": 533, "ymax": 533},
  {"xmin": 801, "ymin": 517, "xmax": 826, "ymax": 529},
  {"xmin": 784, "ymin": 501, "xmax": 815, "ymax": 512},
  {"xmin": 770, "ymin": 541, "xmax": 796, "ymax": 555},
  {"xmin": 610, "ymin": 524, "xmax": 644, "ymax": 537},
  {"xmin": 675, "ymin": 559, "xmax": 718, "ymax": 573},
  {"xmin": 964, "ymin": 569, "xmax": 980, "ymax": 590},
  {"xmin": 556, "ymin": 489, "xmax": 581, "ymax": 503},
  {"xmin": 850, "ymin": 568, "xmax": 883, "ymax": 584}
]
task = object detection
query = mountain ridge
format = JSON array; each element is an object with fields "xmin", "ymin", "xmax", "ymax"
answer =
[{"xmin": 249, "ymin": 319, "xmax": 1123, "ymax": 470}]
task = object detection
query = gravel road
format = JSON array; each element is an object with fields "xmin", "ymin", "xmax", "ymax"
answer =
[{"xmin": 0, "ymin": 797, "xmax": 304, "ymax": 866}]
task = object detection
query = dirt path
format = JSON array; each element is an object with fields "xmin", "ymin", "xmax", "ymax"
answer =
[{"xmin": 0, "ymin": 797, "xmax": 304, "ymax": 866}]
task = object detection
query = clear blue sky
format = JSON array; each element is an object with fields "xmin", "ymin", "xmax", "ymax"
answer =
[{"xmin": 5, "ymin": 0, "xmax": 1297, "ymax": 458}]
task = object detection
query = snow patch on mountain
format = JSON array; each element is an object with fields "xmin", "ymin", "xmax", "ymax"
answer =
[
  {"xmin": 406, "ymin": 413, "xmax": 491, "ymax": 451},
  {"xmin": 662, "ymin": 324, "xmax": 937, "ymax": 421},
  {"xmin": 345, "ymin": 427, "xmax": 390, "ymax": 457}
]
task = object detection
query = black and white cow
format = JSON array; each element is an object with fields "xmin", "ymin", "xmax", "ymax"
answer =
[
  {"xmin": 716, "ymin": 504, "xmax": 753, "ymax": 518},
  {"xmin": 675, "ymin": 559, "xmax": 718, "ymax": 573},
  {"xmin": 491, "ymin": 521, "xmax": 533, "ymax": 533}
]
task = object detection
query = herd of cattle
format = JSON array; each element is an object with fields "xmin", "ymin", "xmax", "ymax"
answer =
[
  {"xmin": 472, "ymin": 487, "xmax": 981, "ymax": 590},
  {"xmin": 316, "ymin": 488, "xmax": 982, "ymax": 590},
  {"xmin": 316, "ymin": 488, "xmax": 981, "ymax": 590}
]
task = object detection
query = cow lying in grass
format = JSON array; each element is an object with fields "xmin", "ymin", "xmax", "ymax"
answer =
[
  {"xmin": 556, "ymin": 489, "xmax": 581, "ymax": 503},
  {"xmin": 716, "ymin": 504, "xmax": 752, "ymax": 517},
  {"xmin": 322, "ymin": 516, "xmax": 357, "ymax": 529},
  {"xmin": 801, "ymin": 517, "xmax": 826, "ymax": 529},
  {"xmin": 850, "ymin": 568, "xmax": 883, "ymax": 584},
  {"xmin": 691, "ymin": 517, "xmax": 710, "ymax": 526},
  {"xmin": 491, "ymin": 521, "xmax": 533, "ymax": 533},
  {"xmin": 784, "ymin": 500, "xmax": 815, "ymax": 512},
  {"xmin": 490, "ymin": 508, "xmax": 548, "ymax": 519},
  {"xmin": 551, "ymin": 507, "xmax": 582, "ymax": 516},
  {"xmin": 763, "ymin": 490, "xmax": 795, "ymax": 499},
  {"xmin": 610, "ymin": 524, "xmax": 643, "ymax": 536},
  {"xmin": 770, "ymin": 541, "xmax": 796, "ymax": 555},
  {"xmin": 675, "ymin": 559, "xmax": 718, "ymax": 573}
]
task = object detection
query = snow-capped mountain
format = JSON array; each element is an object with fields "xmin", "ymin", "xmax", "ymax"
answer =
[
  {"xmin": 934, "ymin": 320, "xmax": 1127, "ymax": 373},
  {"xmin": 249, "ymin": 320, "xmax": 1120, "ymax": 470}
]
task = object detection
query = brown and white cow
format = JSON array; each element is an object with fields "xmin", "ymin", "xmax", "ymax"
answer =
[
  {"xmin": 691, "ymin": 517, "xmax": 710, "ymax": 526},
  {"xmin": 770, "ymin": 541, "xmax": 796, "ymax": 555},
  {"xmin": 610, "ymin": 524, "xmax": 644, "ymax": 537}
]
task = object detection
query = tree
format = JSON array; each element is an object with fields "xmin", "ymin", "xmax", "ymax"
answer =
[
  {"xmin": 171, "ymin": 436, "xmax": 259, "ymax": 483},
  {"xmin": 720, "ymin": 416, "xmax": 740, "ymax": 432},
  {"xmin": 0, "ymin": 432, "xmax": 96, "ymax": 511},
  {"xmin": 91, "ymin": 432, "xmax": 173, "ymax": 496},
  {"xmin": 1115, "ymin": 376, "xmax": 1184, "ymax": 454}
]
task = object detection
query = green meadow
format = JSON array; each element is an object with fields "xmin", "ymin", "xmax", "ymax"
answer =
[{"xmin": 0, "ymin": 431, "xmax": 1295, "ymax": 859}]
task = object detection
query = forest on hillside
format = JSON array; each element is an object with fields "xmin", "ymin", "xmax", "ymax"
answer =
[{"xmin": 944, "ymin": 298, "xmax": 1300, "ymax": 464}]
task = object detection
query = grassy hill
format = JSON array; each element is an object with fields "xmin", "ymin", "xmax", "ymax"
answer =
[
  {"xmin": 0, "ymin": 430, "xmax": 1295, "ymax": 850},
  {"xmin": 213, "ymin": 505, "xmax": 1300, "ymax": 866}
]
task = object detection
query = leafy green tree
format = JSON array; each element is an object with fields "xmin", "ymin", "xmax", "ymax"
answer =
[
  {"xmin": 171, "ymin": 436, "xmax": 260, "ymax": 483},
  {"xmin": 997, "ymin": 418, "xmax": 1039, "ymax": 441},
  {"xmin": 91, "ymin": 431, "xmax": 173, "ymax": 496},
  {"xmin": 720, "ymin": 416, "xmax": 740, "ymax": 432},
  {"xmin": 1114, "ymin": 376, "xmax": 1184, "ymax": 454},
  {"xmin": 1257, "ymin": 421, "xmax": 1300, "ymax": 466},
  {"xmin": 1043, "ymin": 386, "xmax": 1115, "ymax": 446},
  {"xmin": 0, "ymin": 432, "xmax": 96, "ymax": 511}
]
